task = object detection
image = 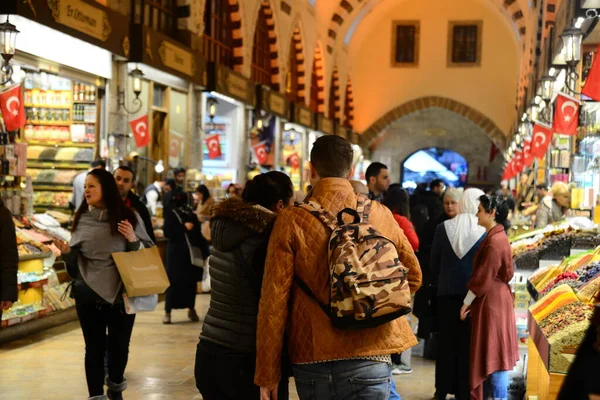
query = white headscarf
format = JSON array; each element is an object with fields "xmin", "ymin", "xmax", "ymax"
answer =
[{"xmin": 443, "ymin": 188, "xmax": 486, "ymax": 259}]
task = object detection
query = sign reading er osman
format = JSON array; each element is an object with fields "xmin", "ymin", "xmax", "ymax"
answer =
[{"xmin": 49, "ymin": 0, "xmax": 112, "ymax": 41}]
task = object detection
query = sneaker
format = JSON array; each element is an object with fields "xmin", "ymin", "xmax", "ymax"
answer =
[
  {"xmin": 162, "ymin": 313, "xmax": 171, "ymax": 324},
  {"xmin": 398, "ymin": 365, "xmax": 412, "ymax": 374},
  {"xmin": 391, "ymin": 364, "xmax": 403, "ymax": 375},
  {"xmin": 188, "ymin": 309, "xmax": 200, "ymax": 322}
]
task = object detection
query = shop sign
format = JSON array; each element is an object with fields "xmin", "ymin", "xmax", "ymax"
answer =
[
  {"xmin": 207, "ymin": 63, "xmax": 254, "ymax": 105},
  {"xmin": 159, "ymin": 41, "xmax": 194, "ymax": 77},
  {"xmin": 129, "ymin": 25, "xmax": 207, "ymax": 87},
  {"xmin": 291, "ymin": 102, "xmax": 313, "ymax": 128},
  {"xmin": 48, "ymin": 0, "xmax": 110, "ymax": 41},
  {"xmin": 257, "ymin": 85, "xmax": 289, "ymax": 119},
  {"xmin": 2, "ymin": 0, "xmax": 129, "ymax": 57},
  {"xmin": 226, "ymin": 72, "xmax": 251, "ymax": 101},
  {"xmin": 317, "ymin": 114, "xmax": 333, "ymax": 135},
  {"xmin": 268, "ymin": 92, "xmax": 287, "ymax": 117}
]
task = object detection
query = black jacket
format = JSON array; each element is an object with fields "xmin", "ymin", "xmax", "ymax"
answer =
[
  {"xmin": 0, "ymin": 200, "xmax": 18, "ymax": 303},
  {"xmin": 200, "ymin": 198, "xmax": 276, "ymax": 353},
  {"xmin": 127, "ymin": 191, "xmax": 156, "ymax": 243}
]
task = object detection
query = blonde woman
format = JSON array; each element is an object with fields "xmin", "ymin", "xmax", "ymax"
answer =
[{"xmin": 535, "ymin": 182, "xmax": 570, "ymax": 228}]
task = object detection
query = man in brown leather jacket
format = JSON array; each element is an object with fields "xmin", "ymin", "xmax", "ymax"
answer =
[
  {"xmin": 0, "ymin": 199, "xmax": 18, "ymax": 320},
  {"xmin": 255, "ymin": 135, "xmax": 422, "ymax": 399}
]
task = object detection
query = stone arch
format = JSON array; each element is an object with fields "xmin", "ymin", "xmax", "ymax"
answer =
[
  {"xmin": 328, "ymin": 67, "xmax": 341, "ymax": 121},
  {"xmin": 325, "ymin": 0, "xmax": 526, "ymax": 55},
  {"xmin": 309, "ymin": 43, "xmax": 326, "ymax": 114},
  {"xmin": 251, "ymin": 0, "xmax": 280, "ymax": 90},
  {"xmin": 360, "ymin": 96, "xmax": 508, "ymax": 149},
  {"xmin": 344, "ymin": 76, "xmax": 354, "ymax": 129},
  {"xmin": 227, "ymin": 0, "xmax": 244, "ymax": 72},
  {"xmin": 286, "ymin": 22, "xmax": 306, "ymax": 103}
]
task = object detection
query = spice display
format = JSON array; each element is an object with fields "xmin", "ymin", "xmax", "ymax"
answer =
[
  {"xmin": 530, "ymin": 284, "xmax": 579, "ymax": 322},
  {"xmin": 548, "ymin": 320, "xmax": 591, "ymax": 373},
  {"xmin": 578, "ymin": 276, "xmax": 600, "ymax": 303},
  {"xmin": 539, "ymin": 301, "xmax": 594, "ymax": 337},
  {"xmin": 539, "ymin": 272, "xmax": 580, "ymax": 297}
]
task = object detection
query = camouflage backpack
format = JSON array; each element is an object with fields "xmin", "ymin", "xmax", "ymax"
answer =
[{"xmin": 296, "ymin": 195, "xmax": 412, "ymax": 329}]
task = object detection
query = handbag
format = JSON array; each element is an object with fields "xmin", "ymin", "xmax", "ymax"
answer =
[{"xmin": 173, "ymin": 210, "xmax": 205, "ymax": 268}]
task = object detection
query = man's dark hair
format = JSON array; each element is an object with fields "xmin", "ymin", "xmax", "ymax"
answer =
[
  {"xmin": 365, "ymin": 162, "xmax": 387, "ymax": 183},
  {"xmin": 429, "ymin": 179, "xmax": 444, "ymax": 190},
  {"xmin": 174, "ymin": 167, "xmax": 187, "ymax": 175},
  {"xmin": 310, "ymin": 135, "xmax": 353, "ymax": 178},
  {"xmin": 114, "ymin": 165, "xmax": 136, "ymax": 182},
  {"xmin": 536, "ymin": 184, "xmax": 548, "ymax": 191},
  {"xmin": 91, "ymin": 159, "xmax": 106, "ymax": 169}
]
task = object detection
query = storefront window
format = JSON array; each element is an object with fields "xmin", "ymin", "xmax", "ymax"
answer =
[
  {"xmin": 282, "ymin": 123, "xmax": 305, "ymax": 191},
  {"xmin": 153, "ymin": 84, "xmax": 167, "ymax": 108},
  {"xmin": 168, "ymin": 90, "xmax": 188, "ymax": 169}
]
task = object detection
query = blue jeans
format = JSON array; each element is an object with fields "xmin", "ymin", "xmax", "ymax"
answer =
[
  {"xmin": 484, "ymin": 370, "xmax": 508, "ymax": 400},
  {"xmin": 293, "ymin": 360, "xmax": 392, "ymax": 400},
  {"xmin": 390, "ymin": 379, "xmax": 401, "ymax": 400}
]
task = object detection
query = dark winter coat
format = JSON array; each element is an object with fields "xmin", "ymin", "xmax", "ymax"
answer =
[
  {"xmin": 0, "ymin": 200, "xmax": 18, "ymax": 306},
  {"xmin": 126, "ymin": 191, "xmax": 156, "ymax": 243},
  {"xmin": 200, "ymin": 198, "xmax": 276, "ymax": 353},
  {"xmin": 431, "ymin": 223, "xmax": 484, "ymax": 297},
  {"xmin": 163, "ymin": 206, "xmax": 205, "ymax": 285}
]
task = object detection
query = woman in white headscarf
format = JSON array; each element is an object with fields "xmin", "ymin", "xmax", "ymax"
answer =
[{"xmin": 430, "ymin": 188, "xmax": 486, "ymax": 400}]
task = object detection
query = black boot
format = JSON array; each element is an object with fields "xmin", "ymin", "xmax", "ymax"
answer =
[{"xmin": 106, "ymin": 378, "xmax": 127, "ymax": 400}]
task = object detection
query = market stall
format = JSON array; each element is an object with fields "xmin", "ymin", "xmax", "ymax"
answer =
[{"xmin": 508, "ymin": 221, "xmax": 600, "ymax": 400}]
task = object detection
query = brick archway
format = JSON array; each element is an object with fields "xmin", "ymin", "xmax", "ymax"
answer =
[{"xmin": 359, "ymin": 96, "xmax": 508, "ymax": 150}]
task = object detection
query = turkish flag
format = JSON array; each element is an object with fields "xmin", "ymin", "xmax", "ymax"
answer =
[
  {"xmin": 253, "ymin": 141, "xmax": 268, "ymax": 165},
  {"xmin": 129, "ymin": 115, "xmax": 150, "ymax": 148},
  {"xmin": 512, "ymin": 150, "xmax": 524, "ymax": 175},
  {"xmin": 205, "ymin": 134, "xmax": 222, "ymax": 159},
  {"xmin": 523, "ymin": 139, "xmax": 534, "ymax": 167},
  {"xmin": 553, "ymin": 93, "xmax": 579, "ymax": 135},
  {"xmin": 288, "ymin": 152, "xmax": 300, "ymax": 169},
  {"xmin": 503, "ymin": 160, "xmax": 515, "ymax": 181},
  {"xmin": 530, "ymin": 123, "xmax": 553, "ymax": 159},
  {"xmin": 0, "ymin": 84, "xmax": 26, "ymax": 132},
  {"xmin": 582, "ymin": 46, "xmax": 600, "ymax": 101}
]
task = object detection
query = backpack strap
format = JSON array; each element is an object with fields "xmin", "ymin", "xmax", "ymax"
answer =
[
  {"xmin": 356, "ymin": 194, "xmax": 372, "ymax": 223},
  {"xmin": 296, "ymin": 201, "xmax": 338, "ymax": 231}
]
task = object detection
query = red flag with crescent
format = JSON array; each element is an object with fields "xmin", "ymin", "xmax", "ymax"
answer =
[
  {"xmin": 512, "ymin": 149, "xmax": 524, "ymax": 175},
  {"xmin": 253, "ymin": 141, "xmax": 268, "ymax": 165},
  {"xmin": 582, "ymin": 46, "xmax": 600, "ymax": 101},
  {"xmin": 553, "ymin": 92, "xmax": 579, "ymax": 135},
  {"xmin": 205, "ymin": 134, "xmax": 222, "ymax": 159},
  {"xmin": 523, "ymin": 139, "xmax": 534, "ymax": 167},
  {"xmin": 0, "ymin": 84, "xmax": 26, "ymax": 132},
  {"xmin": 530, "ymin": 123, "xmax": 553, "ymax": 159},
  {"xmin": 129, "ymin": 114, "xmax": 150, "ymax": 148}
]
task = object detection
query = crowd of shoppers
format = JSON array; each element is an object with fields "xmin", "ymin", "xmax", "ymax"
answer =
[{"xmin": 7, "ymin": 137, "xmax": 591, "ymax": 400}]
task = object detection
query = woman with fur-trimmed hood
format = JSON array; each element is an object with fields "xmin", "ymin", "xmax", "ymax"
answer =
[{"xmin": 195, "ymin": 171, "xmax": 295, "ymax": 400}]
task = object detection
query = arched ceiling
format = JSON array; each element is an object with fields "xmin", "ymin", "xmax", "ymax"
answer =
[{"xmin": 323, "ymin": 0, "xmax": 528, "ymax": 55}]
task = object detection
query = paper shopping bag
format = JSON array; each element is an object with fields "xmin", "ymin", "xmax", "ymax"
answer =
[{"xmin": 112, "ymin": 246, "xmax": 170, "ymax": 297}]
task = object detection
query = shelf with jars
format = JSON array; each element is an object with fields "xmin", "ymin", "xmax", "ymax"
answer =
[{"xmin": 21, "ymin": 72, "xmax": 98, "ymax": 211}]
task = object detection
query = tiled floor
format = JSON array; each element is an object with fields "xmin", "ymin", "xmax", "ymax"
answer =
[{"xmin": 0, "ymin": 295, "xmax": 436, "ymax": 399}]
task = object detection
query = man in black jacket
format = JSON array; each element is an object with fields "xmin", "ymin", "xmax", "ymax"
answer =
[
  {"xmin": 0, "ymin": 199, "xmax": 18, "ymax": 321},
  {"xmin": 114, "ymin": 166, "xmax": 156, "ymax": 243}
]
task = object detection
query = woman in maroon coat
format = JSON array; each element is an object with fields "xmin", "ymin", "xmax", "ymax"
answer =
[{"xmin": 460, "ymin": 195, "xmax": 519, "ymax": 400}]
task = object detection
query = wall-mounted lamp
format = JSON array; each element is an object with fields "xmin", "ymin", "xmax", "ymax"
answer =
[
  {"xmin": 560, "ymin": 25, "xmax": 584, "ymax": 95},
  {"xmin": 0, "ymin": 16, "xmax": 19, "ymax": 86},
  {"xmin": 118, "ymin": 64, "xmax": 145, "ymax": 114},
  {"xmin": 257, "ymin": 119, "xmax": 263, "ymax": 130},
  {"xmin": 133, "ymin": 155, "xmax": 164, "ymax": 173},
  {"xmin": 207, "ymin": 96, "xmax": 218, "ymax": 125}
]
